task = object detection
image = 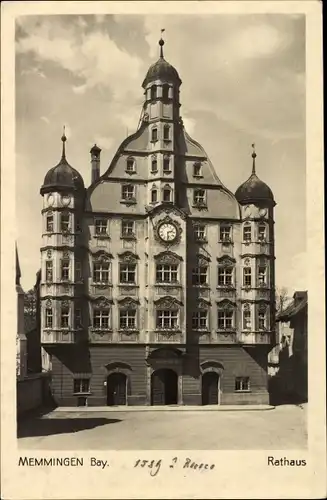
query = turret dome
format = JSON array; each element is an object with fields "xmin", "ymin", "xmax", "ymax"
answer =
[
  {"xmin": 40, "ymin": 131, "xmax": 84, "ymax": 195},
  {"xmin": 235, "ymin": 145, "xmax": 275, "ymax": 206},
  {"xmin": 142, "ymin": 37, "xmax": 181, "ymax": 88}
]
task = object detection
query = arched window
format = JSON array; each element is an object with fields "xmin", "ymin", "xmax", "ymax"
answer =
[
  {"xmin": 151, "ymin": 155, "xmax": 158, "ymax": 172},
  {"xmin": 242, "ymin": 304, "xmax": 251, "ymax": 330},
  {"xmin": 243, "ymin": 223, "xmax": 252, "ymax": 242},
  {"xmin": 151, "ymin": 85, "xmax": 157, "ymax": 100},
  {"xmin": 151, "ymin": 127, "xmax": 158, "ymax": 142},
  {"xmin": 163, "ymin": 185, "xmax": 172, "ymax": 202},
  {"xmin": 163, "ymin": 124, "xmax": 170, "ymax": 141},
  {"xmin": 162, "ymin": 84, "xmax": 170, "ymax": 100}
]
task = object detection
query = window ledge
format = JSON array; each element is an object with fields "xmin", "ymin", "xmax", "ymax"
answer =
[
  {"xmin": 216, "ymin": 286, "xmax": 236, "ymax": 290},
  {"xmin": 155, "ymin": 282, "xmax": 182, "ymax": 287},
  {"xmin": 217, "ymin": 329, "xmax": 237, "ymax": 334},
  {"xmin": 125, "ymin": 170, "xmax": 136, "ymax": 175},
  {"xmin": 192, "ymin": 204, "xmax": 208, "ymax": 210},
  {"xmin": 90, "ymin": 328, "xmax": 112, "ymax": 332},
  {"xmin": 94, "ymin": 234, "xmax": 110, "ymax": 239},
  {"xmin": 219, "ymin": 240, "xmax": 233, "ymax": 244},
  {"xmin": 120, "ymin": 234, "xmax": 136, "ymax": 240},
  {"xmin": 150, "ymin": 170, "xmax": 158, "ymax": 174},
  {"xmin": 235, "ymin": 390, "xmax": 251, "ymax": 393},
  {"xmin": 163, "ymin": 169, "xmax": 172, "ymax": 174},
  {"xmin": 92, "ymin": 282, "xmax": 112, "ymax": 287},
  {"xmin": 120, "ymin": 199, "xmax": 137, "ymax": 205},
  {"xmin": 192, "ymin": 284, "xmax": 210, "ymax": 289},
  {"xmin": 193, "ymin": 175, "xmax": 203, "ymax": 179},
  {"xmin": 118, "ymin": 329, "xmax": 139, "ymax": 333},
  {"xmin": 194, "ymin": 238, "xmax": 208, "ymax": 243},
  {"xmin": 155, "ymin": 328, "xmax": 181, "ymax": 333},
  {"xmin": 118, "ymin": 283, "xmax": 138, "ymax": 287},
  {"xmin": 193, "ymin": 328, "xmax": 210, "ymax": 333},
  {"xmin": 73, "ymin": 392, "xmax": 92, "ymax": 396}
]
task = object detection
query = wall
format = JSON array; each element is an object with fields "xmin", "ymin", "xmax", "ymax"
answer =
[{"xmin": 17, "ymin": 373, "xmax": 51, "ymax": 417}]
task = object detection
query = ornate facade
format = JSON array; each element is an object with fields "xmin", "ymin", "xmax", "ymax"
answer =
[{"xmin": 39, "ymin": 38, "xmax": 276, "ymax": 406}]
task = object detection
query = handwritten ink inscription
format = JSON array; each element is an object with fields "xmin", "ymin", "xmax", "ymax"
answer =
[{"xmin": 134, "ymin": 457, "xmax": 215, "ymax": 477}]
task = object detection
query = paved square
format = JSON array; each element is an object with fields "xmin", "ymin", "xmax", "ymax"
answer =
[{"xmin": 18, "ymin": 404, "xmax": 307, "ymax": 450}]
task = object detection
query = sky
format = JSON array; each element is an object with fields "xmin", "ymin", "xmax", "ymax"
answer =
[{"xmin": 15, "ymin": 13, "xmax": 306, "ymax": 295}]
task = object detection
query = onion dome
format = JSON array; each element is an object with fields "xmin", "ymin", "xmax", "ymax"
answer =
[
  {"xmin": 235, "ymin": 144, "xmax": 275, "ymax": 206},
  {"xmin": 142, "ymin": 35, "xmax": 181, "ymax": 88},
  {"xmin": 40, "ymin": 129, "xmax": 84, "ymax": 195}
]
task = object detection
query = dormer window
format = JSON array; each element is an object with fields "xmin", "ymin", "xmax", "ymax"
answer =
[
  {"xmin": 163, "ymin": 185, "xmax": 172, "ymax": 203},
  {"xmin": 126, "ymin": 157, "xmax": 135, "ymax": 173},
  {"xmin": 163, "ymin": 125, "xmax": 170, "ymax": 141},
  {"xmin": 193, "ymin": 162, "xmax": 202, "ymax": 177},
  {"xmin": 163, "ymin": 155, "xmax": 171, "ymax": 172},
  {"xmin": 162, "ymin": 84, "xmax": 169, "ymax": 100},
  {"xmin": 151, "ymin": 127, "xmax": 158, "ymax": 142},
  {"xmin": 193, "ymin": 189, "xmax": 206, "ymax": 206},
  {"xmin": 151, "ymin": 156, "xmax": 158, "ymax": 173},
  {"xmin": 151, "ymin": 85, "xmax": 157, "ymax": 100}
]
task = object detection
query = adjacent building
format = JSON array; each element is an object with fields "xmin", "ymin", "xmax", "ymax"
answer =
[{"xmin": 39, "ymin": 38, "xmax": 276, "ymax": 406}]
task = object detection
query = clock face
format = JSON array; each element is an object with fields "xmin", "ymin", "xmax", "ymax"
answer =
[
  {"xmin": 61, "ymin": 194, "xmax": 71, "ymax": 206},
  {"xmin": 158, "ymin": 222, "xmax": 178, "ymax": 242}
]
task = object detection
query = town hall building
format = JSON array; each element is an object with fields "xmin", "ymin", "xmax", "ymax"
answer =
[{"xmin": 39, "ymin": 37, "xmax": 276, "ymax": 406}]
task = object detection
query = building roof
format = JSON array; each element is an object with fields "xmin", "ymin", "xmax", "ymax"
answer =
[
  {"xmin": 235, "ymin": 146, "xmax": 275, "ymax": 206},
  {"xmin": 142, "ymin": 38, "xmax": 181, "ymax": 88},
  {"xmin": 277, "ymin": 291, "xmax": 308, "ymax": 321},
  {"xmin": 40, "ymin": 131, "xmax": 84, "ymax": 195}
]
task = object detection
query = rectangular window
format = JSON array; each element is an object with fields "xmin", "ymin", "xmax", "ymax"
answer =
[
  {"xmin": 45, "ymin": 260, "xmax": 53, "ymax": 281},
  {"xmin": 121, "ymin": 220, "xmax": 135, "ymax": 238},
  {"xmin": 220, "ymin": 225, "xmax": 231, "ymax": 242},
  {"xmin": 235, "ymin": 377, "xmax": 250, "ymax": 392},
  {"xmin": 163, "ymin": 188, "xmax": 171, "ymax": 202},
  {"xmin": 151, "ymin": 158, "xmax": 158, "ymax": 172},
  {"xmin": 243, "ymin": 225, "xmax": 252, "ymax": 242},
  {"xmin": 193, "ymin": 224, "xmax": 206, "ymax": 241},
  {"xmin": 93, "ymin": 309, "xmax": 110, "ymax": 329},
  {"xmin": 126, "ymin": 158, "xmax": 135, "ymax": 172},
  {"xmin": 46, "ymin": 213, "xmax": 54, "ymax": 232},
  {"xmin": 243, "ymin": 267, "xmax": 252, "ymax": 287},
  {"xmin": 156, "ymin": 310, "xmax": 178, "ymax": 329},
  {"xmin": 45, "ymin": 308, "xmax": 53, "ymax": 328},
  {"xmin": 61, "ymin": 259, "xmax": 70, "ymax": 281},
  {"xmin": 156, "ymin": 264, "xmax": 178, "ymax": 283},
  {"xmin": 258, "ymin": 311, "xmax": 266, "ymax": 330},
  {"xmin": 119, "ymin": 264, "xmax": 136, "ymax": 284},
  {"xmin": 93, "ymin": 262, "xmax": 109, "ymax": 283},
  {"xmin": 73, "ymin": 378, "xmax": 90, "ymax": 394},
  {"xmin": 122, "ymin": 185, "xmax": 135, "ymax": 200},
  {"xmin": 193, "ymin": 162, "xmax": 202, "ymax": 177},
  {"xmin": 258, "ymin": 224, "xmax": 267, "ymax": 241},
  {"xmin": 192, "ymin": 311, "xmax": 208, "ymax": 330},
  {"xmin": 163, "ymin": 125, "xmax": 170, "ymax": 141},
  {"xmin": 163, "ymin": 157, "xmax": 170, "ymax": 172},
  {"xmin": 151, "ymin": 189, "xmax": 158, "ymax": 203},
  {"xmin": 218, "ymin": 267, "xmax": 233, "ymax": 286},
  {"xmin": 60, "ymin": 214, "xmax": 70, "ymax": 232},
  {"xmin": 95, "ymin": 219, "xmax": 107, "ymax": 235},
  {"xmin": 243, "ymin": 309, "xmax": 251, "ymax": 330},
  {"xmin": 193, "ymin": 189, "xmax": 206, "ymax": 205},
  {"xmin": 119, "ymin": 310, "xmax": 136, "ymax": 329},
  {"xmin": 151, "ymin": 128, "xmax": 158, "ymax": 142},
  {"xmin": 217, "ymin": 310, "xmax": 233, "ymax": 329},
  {"xmin": 61, "ymin": 307, "xmax": 70, "ymax": 328},
  {"xmin": 258, "ymin": 266, "xmax": 267, "ymax": 285},
  {"xmin": 192, "ymin": 266, "xmax": 208, "ymax": 286},
  {"xmin": 75, "ymin": 309, "xmax": 82, "ymax": 328},
  {"xmin": 75, "ymin": 261, "xmax": 82, "ymax": 281}
]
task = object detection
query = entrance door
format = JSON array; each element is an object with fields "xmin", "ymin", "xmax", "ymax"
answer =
[
  {"xmin": 202, "ymin": 372, "xmax": 219, "ymax": 405},
  {"xmin": 151, "ymin": 369, "xmax": 178, "ymax": 405},
  {"xmin": 107, "ymin": 373, "xmax": 127, "ymax": 406}
]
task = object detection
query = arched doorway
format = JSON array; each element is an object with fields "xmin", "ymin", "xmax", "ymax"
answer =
[
  {"xmin": 151, "ymin": 369, "xmax": 178, "ymax": 406},
  {"xmin": 107, "ymin": 372, "xmax": 127, "ymax": 406},
  {"xmin": 202, "ymin": 372, "xmax": 219, "ymax": 405}
]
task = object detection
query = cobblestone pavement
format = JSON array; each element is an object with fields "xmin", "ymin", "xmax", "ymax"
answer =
[{"xmin": 18, "ymin": 404, "xmax": 307, "ymax": 450}]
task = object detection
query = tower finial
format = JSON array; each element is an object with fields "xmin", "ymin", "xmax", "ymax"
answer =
[
  {"xmin": 159, "ymin": 28, "xmax": 165, "ymax": 58},
  {"xmin": 251, "ymin": 143, "xmax": 257, "ymax": 175},
  {"xmin": 61, "ymin": 125, "xmax": 67, "ymax": 159}
]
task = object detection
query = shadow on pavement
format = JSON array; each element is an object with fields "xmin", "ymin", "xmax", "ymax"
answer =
[{"xmin": 17, "ymin": 417, "xmax": 121, "ymax": 438}]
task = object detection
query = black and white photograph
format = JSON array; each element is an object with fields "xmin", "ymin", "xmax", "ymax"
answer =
[{"xmin": 1, "ymin": 1, "xmax": 325, "ymax": 499}]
